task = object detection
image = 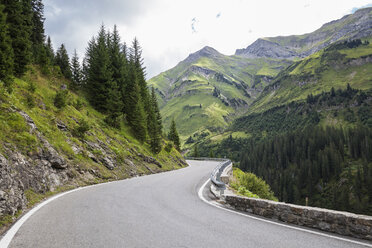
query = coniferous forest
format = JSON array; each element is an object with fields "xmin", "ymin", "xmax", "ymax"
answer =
[
  {"xmin": 239, "ymin": 125, "xmax": 372, "ymax": 215},
  {"xmin": 0, "ymin": 0, "xmax": 165, "ymax": 153}
]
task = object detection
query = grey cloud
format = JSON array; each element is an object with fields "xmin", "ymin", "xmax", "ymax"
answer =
[{"xmin": 44, "ymin": 0, "xmax": 155, "ymax": 59}]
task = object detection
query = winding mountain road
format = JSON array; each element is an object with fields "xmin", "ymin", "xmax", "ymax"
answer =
[{"xmin": 3, "ymin": 160, "xmax": 372, "ymax": 248}]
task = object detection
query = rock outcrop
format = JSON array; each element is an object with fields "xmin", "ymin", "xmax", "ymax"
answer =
[{"xmin": 236, "ymin": 7, "xmax": 372, "ymax": 59}]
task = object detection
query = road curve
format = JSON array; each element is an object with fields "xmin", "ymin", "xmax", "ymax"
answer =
[{"xmin": 6, "ymin": 160, "xmax": 372, "ymax": 248}]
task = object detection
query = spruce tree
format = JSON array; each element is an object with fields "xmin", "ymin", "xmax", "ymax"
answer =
[
  {"xmin": 30, "ymin": 0, "xmax": 45, "ymax": 62},
  {"xmin": 2, "ymin": 0, "xmax": 32, "ymax": 76},
  {"xmin": 84, "ymin": 25, "xmax": 112, "ymax": 112},
  {"xmin": 108, "ymin": 25, "xmax": 127, "ymax": 90},
  {"xmin": 45, "ymin": 36, "xmax": 54, "ymax": 64},
  {"xmin": 55, "ymin": 44, "xmax": 72, "ymax": 79},
  {"xmin": 151, "ymin": 87, "xmax": 163, "ymax": 134},
  {"xmin": 71, "ymin": 49, "xmax": 82, "ymax": 89},
  {"xmin": 168, "ymin": 119, "xmax": 180, "ymax": 151},
  {"xmin": 0, "ymin": 4, "xmax": 14, "ymax": 92},
  {"xmin": 125, "ymin": 60, "xmax": 147, "ymax": 141},
  {"xmin": 131, "ymin": 38, "xmax": 150, "ymax": 120},
  {"xmin": 148, "ymin": 87, "xmax": 162, "ymax": 153},
  {"xmin": 105, "ymin": 81, "xmax": 123, "ymax": 128},
  {"xmin": 193, "ymin": 144, "xmax": 199, "ymax": 157}
]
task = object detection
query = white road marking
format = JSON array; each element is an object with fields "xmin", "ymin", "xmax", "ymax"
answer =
[
  {"xmin": 0, "ymin": 167, "xmax": 178, "ymax": 248},
  {"xmin": 198, "ymin": 178, "xmax": 372, "ymax": 248},
  {"xmin": 0, "ymin": 179, "xmax": 121, "ymax": 248}
]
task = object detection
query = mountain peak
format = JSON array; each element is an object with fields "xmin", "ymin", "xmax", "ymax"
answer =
[
  {"xmin": 235, "ymin": 38, "xmax": 296, "ymax": 59},
  {"xmin": 184, "ymin": 46, "xmax": 221, "ymax": 64}
]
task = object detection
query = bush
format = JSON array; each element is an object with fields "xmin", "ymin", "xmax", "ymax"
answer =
[
  {"xmin": 25, "ymin": 93, "xmax": 35, "ymax": 108},
  {"xmin": 54, "ymin": 90, "xmax": 68, "ymax": 109},
  {"xmin": 72, "ymin": 118, "xmax": 90, "ymax": 139},
  {"xmin": 164, "ymin": 142, "xmax": 173, "ymax": 153},
  {"xmin": 27, "ymin": 81, "xmax": 36, "ymax": 93},
  {"xmin": 231, "ymin": 168, "xmax": 278, "ymax": 201},
  {"xmin": 73, "ymin": 98, "xmax": 84, "ymax": 110}
]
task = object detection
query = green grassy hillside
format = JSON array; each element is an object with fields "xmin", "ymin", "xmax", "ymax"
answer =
[
  {"xmin": 249, "ymin": 38, "xmax": 372, "ymax": 114},
  {"xmin": 0, "ymin": 66, "xmax": 186, "ymax": 230},
  {"xmin": 197, "ymin": 39, "xmax": 372, "ymax": 160},
  {"xmin": 148, "ymin": 46, "xmax": 291, "ymax": 144}
]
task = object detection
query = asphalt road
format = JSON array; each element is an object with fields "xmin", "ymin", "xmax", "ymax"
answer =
[{"xmin": 7, "ymin": 160, "xmax": 372, "ymax": 248}]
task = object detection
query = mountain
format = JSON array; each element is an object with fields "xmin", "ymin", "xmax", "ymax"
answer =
[
  {"xmin": 0, "ymin": 67, "xmax": 186, "ymax": 232},
  {"xmin": 148, "ymin": 46, "xmax": 291, "ymax": 142},
  {"xmin": 248, "ymin": 38, "xmax": 372, "ymax": 114},
  {"xmin": 197, "ymin": 40, "xmax": 372, "ymax": 215},
  {"xmin": 198, "ymin": 38, "xmax": 372, "ymax": 159},
  {"xmin": 236, "ymin": 7, "xmax": 372, "ymax": 59},
  {"xmin": 149, "ymin": 8, "xmax": 372, "ymax": 145}
]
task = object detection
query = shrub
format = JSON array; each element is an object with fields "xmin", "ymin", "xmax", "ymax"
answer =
[
  {"xmin": 54, "ymin": 90, "xmax": 68, "ymax": 109},
  {"xmin": 73, "ymin": 98, "xmax": 84, "ymax": 110},
  {"xmin": 231, "ymin": 168, "xmax": 278, "ymax": 201},
  {"xmin": 25, "ymin": 93, "xmax": 35, "ymax": 108},
  {"xmin": 164, "ymin": 142, "xmax": 173, "ymax": 153},
  {"xmin": 27, "ymin": 81, "xmax": 36, "ymax": 93},
  {"xmin": 72, "ymin": 118, "xmax": 90, "ymax": 139}
]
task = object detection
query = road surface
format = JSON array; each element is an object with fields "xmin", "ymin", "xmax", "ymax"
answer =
[{"xmin": 5, "ymin": 160, "xmax": 372, "ymax": 248}]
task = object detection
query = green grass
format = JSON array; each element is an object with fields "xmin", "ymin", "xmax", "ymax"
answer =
[
  {"xmin": 148, "ymin": 48, "xmax": 291, "ymax": 143},
  {"xmin": 249, "ymin": 43, "xmax": 372, "ymax": 114},
  {"xmin": 0, "ymin": 65, "xmax": 187, "ymax": 230}
]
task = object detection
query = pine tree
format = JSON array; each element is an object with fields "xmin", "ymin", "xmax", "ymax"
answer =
[
  {"xmin": 168, "ymin": 119, "xmax": 180, "ymax": 151},
  {"xmin": 0, "ymin": 4, "xmax": 14, "ymax": 92},
  {"xmin": 131, "ymin": 38, "xmax": 150, "ymax": 120},
  {"xmin": 152, "ymin": 87, "xmax": 163, "ymax": 134},
  {"xmin": 84, "ymin": 25, "xmax": 112, "ymax": 112},
  {"xmin": 2, "ymin": 0, "xmax": 32, "ymax": 76},
  {"xmin": 193, "ymin": 144, "xmax": 199, "ymax": 157},
  {"xmin": 125, "ymin": 60, "xmax": 147, "ymax": 141},
  {"xmin": 105, "ymin": 81, "xmax": 123, "ymax": 128},
  {"xmin": 30, "ymin": 0, "xmax": 45, "ymax": 62},
  {"xmin": 108, "ymin": 25, "xmax": 127, "ymax": 90},
  {"xmin": 45, "ymin": 36, "xmax": 54, "ymax": 64},
  {"xmin": 131, "ymin": 83, "xmax": 147, "ymax": 142},
  {"xmin": 71, "ymin": 49, "xmax": 82, "ymax": 89},
  {"xmin": 55, "ymin": 44, "xmax": 72, "ymax": 79},
  {"xmin": 148, "ymin": 87, "xmax": 162, "ymax": 153}
]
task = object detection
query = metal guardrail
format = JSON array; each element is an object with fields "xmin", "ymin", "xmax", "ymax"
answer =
[{"xmin": 185, "ymin": 157, "xmax": 232, "ymax": 188}]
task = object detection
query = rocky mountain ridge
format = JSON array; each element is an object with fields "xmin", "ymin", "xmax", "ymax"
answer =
[{"xmin": 235, "ymin": 7, "xmax": 372, "ymax": 59}]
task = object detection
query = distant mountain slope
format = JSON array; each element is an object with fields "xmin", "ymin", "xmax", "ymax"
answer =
[
  {"xmin": 248, "ymin": 38, "xmax": 372, "ymax": 114},
  {"xmin": 236, "ymin": 7, "xmax": 372, "ymax": 59},
  {"xmin": 198, "ymin": 40, "xmax": 372, "ymax": 160},
  {"xmin": 148, "ymin": 46, "xmax": 291, "ymax": 141}
]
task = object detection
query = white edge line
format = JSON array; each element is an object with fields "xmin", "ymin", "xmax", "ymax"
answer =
[
  {"xmin": 0, "ymin": 165, "xmax": 186, "ymax": 248},
  {"xmin": 198, "ymin": 178, "xmax": 372, "ymax": 248},
  {"xmin": 0, "ymin": 179, "xmax": 120, "ymax": 248}
]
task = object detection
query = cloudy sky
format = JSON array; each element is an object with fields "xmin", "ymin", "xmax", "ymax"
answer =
[{"xmin": 44, "ymin": 0, "xmax": 372, "ymax": 79}]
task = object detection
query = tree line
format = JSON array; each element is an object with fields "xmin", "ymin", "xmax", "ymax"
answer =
[
  {"xmin": 239, "ymin": 125, "xmax": 372, "ymax": 215},
  {"xmin": 0, "ymin": 0, "xmax": 48, "ymax": 92},
  {"xmin": 0, "ymin": 0, "xmax": 181, "ymax": 153}
]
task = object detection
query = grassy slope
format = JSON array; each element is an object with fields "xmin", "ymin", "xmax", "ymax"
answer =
[
  {"xmin": 196, "ymin": 39, "xmax": 372, "ymax": 159},
  {"xmin": 0, "ymin": 66, "xmax": 186, "ymax": 228},
  {"xmin": 248, "ymin": 39, "xmax": 372, "ymax": 114},
  {"xmin": 148, "ymin": 50, "xmax": 291, "ymax": 145}
]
